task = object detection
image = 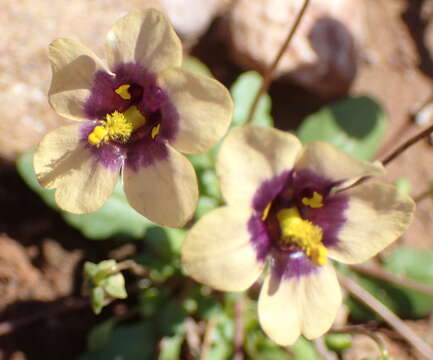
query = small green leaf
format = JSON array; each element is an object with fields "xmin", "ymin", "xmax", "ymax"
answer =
[
  {"xmin": 297, "ymin": 96, "xmax": 387, "ymax": 160},
  {"xmin": 91, "ymin": 286, "xmax": 106, "ymax": 315},
  {"xmin": 230, "ymin": 71, "xmax": 273, "ymax": 128},
  {"xmin": 325, "ymin": 333, "xmax": 352, "ymax": 351},
  {"xmin": 104, "ymin": 273, "xmax": 127, "ymax": 299},
  {"xmin": 16, "ymin": 150, "xmax": 153, "ymax": 240}
]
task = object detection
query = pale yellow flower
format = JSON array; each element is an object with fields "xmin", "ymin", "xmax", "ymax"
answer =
[
  {"xmin": 182, "ymin": 125, "xmax": 415, "ymax": 345},
  {"xmin": 34, "ymin": 9, "xmax": 233, "ymax": 227}
]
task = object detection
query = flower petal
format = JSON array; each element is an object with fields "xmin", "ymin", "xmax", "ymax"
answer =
[
  {"xmin": 34, "ymin": 124, "xmax": 119, "ymax": 213},
  {"xmin": 182, "ymin": 206, "xmax": 265, "ymax": 291},
  {"xmin": 258, "ymin": 263, "xmax": 342, "ymax": 346},
  {"xmin": 217, "ymin": 125, "xmax": 302, "ymax": 206},
  {"xmin": 105, "ymin": 9, "xmax": 182, "ymax": 73},
  {"xmin": 157, "ymin": 68, "xmax": 233, "ymax": 154},
  {"xmin": 48, "ymin": 38, "xmax": 109, "ymax": 121},
  {"xmin": 123, "ymin": 144, "xmax": 198, "ymax": 227},
  {"xmin": 295, "ymin": 142, "xmax": 385, "ymax": 185},
  {"xmin": 328, "ymin": 182, "xmax": 415, "ymax": 264}
]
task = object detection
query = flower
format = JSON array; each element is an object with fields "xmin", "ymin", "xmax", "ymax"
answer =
[
  {"xmin": 182, "ymin": 125, "xmax": 415, "ymax": 345},
  {"xmin": 34, "ymin": 9, "xmax": 233, "ymax": 227}
]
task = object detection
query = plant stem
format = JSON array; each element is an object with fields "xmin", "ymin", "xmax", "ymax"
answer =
[
  {"xmin": 350, "ymin": 264, "xmax": 433, "ymax": 298},
  {"xmin": 339, "ymin": 274, "xmax": 433, "ymax": 359},
  {"xmin": 381, "ymin": 123, "xmax": 433, "ymax": 166},
  {"xmin": 234, "ymin": 297, "xmax": 245, "ymax": 360},
  {"xmin": 246, "ymin": 0, "xmax": 310, "ymax": 124}
]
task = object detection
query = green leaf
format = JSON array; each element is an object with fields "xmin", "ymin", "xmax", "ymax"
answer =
[
  {"xmin": 16, "ymin": 150, "xmax": 152, "ymax": 240},
  {"xmin": 384, "ymin": 247, "xmax": 433, "ymax": 317},
  {"xmin": 182, "ymin": 56, "xmax": 213, "ymax": 77},
  {"xmin": 290, "ymin": 337, "xmax": 320, "ymax": 360},
  {"xmin": 104, "ymin": 273, "xmax": 127, "ymax": 299},
  {"xmin": 91, "ymin": 286, "xmax": 106, "ymax": 315},
  {"xmin": 230, "ymin": 71, "xmax": 273, "ymax": 128},
  {"xmin": 325, "ymin": 333, "xmax": 352, "ymax": 352},
  {"xmin": 297, "ymin": 96, "xmax": 387, "ymax": 160},
  {"xmin": 87, "ymin": 319, "xmax": 116, "ymax": 351},
  {"xmin": 159, "ymin": 333, "xmax": 185, "ymax": 360},
  {"xmin": 157, "ymin": 300, "xmax": 188, "ymax": 336},
  {"xmin": 81, "ymin": 322, "xmax": 156, "ymax": 360}
]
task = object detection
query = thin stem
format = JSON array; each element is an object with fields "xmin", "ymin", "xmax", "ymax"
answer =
[
  {"xmin": 233, "ymin": 297, "xmax": 245, "ymax": 360},
  {"xmin": 414, "ymin": 186, "xmax": 433, "ymax": 203},
  {"xmin": 381, "ymin": 123, "xmax": 433, "ymax": 166},
  {"xmin": 313, "ymin": 337, "xmax": 338, "ymax": 360},
  {"xmin": 339, "ymin": 274, "xmax": 433, "ymax": 359},
  {"xmin": 246, "ymin": 0, "xmax": 310, "ymax": 124},
  {"xmin": 350, "ymin": 264, "xmax": 433, "ymax": 298}
]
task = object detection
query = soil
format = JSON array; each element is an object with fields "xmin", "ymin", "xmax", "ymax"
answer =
[{"xmin": 1, "ymin": 0, "xmax": 433, "ymax": 359}]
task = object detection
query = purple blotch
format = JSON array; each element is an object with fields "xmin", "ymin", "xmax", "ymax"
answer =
[
  {"xmin": 125, "ymin": 137, "xmax": 169, "ymax": 172},
  {"xmin": 83, "ymin": 62, "xmax": 179, "ymax": 142},
  {"xmin": 80, "ymin": 122, "xmax": 126, "ymax": 171}
]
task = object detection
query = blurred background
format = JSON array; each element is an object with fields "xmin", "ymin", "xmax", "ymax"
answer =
[{"xmin": 1, "ymin": 0, "xmax": 433, "ymax": 359}]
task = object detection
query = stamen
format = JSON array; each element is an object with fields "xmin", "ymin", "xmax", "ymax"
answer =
[
  {"xmin": 302, "ymin": 191, "xmax": 324, "ymax": 208},
  {"xmin": 115, "ymin": 84, "xmax": 131, "ymax": 100},
  {"xmin": 151, "ymin": 124, "xmax": 160, "ymax": 139},
  {"xmin": 87, "ymin": 106, "xmax": 146, "ymax": 147},
  {"xmin": 261, "ymin": 202, "xmax": 272, "ymax": 221},
  {"xmin": 277, "ymin": 207, "xmax": 327, "ymax": 266}
]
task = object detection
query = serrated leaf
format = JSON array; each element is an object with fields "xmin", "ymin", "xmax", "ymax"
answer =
[
  {"xmin": 16, "ymin": 150, "xmax": 153, "ymax": 240},
  {"xmin": 230, "ymin": 71, "xmax": 273, "ymax": 128},
  {"xmin": 297, "ymin": 96, "xmax": 387, "ymax": 160}
]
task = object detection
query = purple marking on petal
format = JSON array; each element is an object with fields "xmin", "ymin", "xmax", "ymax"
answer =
[
  {"xmin": 125, "ymin": 137, "xmax": 169, "ymax": 172},
  {"xmin": 80, "ymin": 122, "xmax": 126, "ymax": 171},
  {"xmin": 247, "ymin": 214, "xmax": 271, "ymax": 262},
  {"xmin": 306, "ymin": 193, "xmax": 348, "ymax": 248},
  {"xmin": 291, "ymin": 169, "xmax": 349, "ymax": 248},
  {"xmin": 84, "ymin": 62, "xmax": 179, "ymax": 142},
  {"xmin": 251, "ymin": 171, "xmax": 291, "ymax": 212},
  {"xmin": 246, "ymin": 171, "xmax": 291, "ymax": 263},
  {"xmin": 271, "ymin": 249, "xmax": 317, "ymax": 282}
]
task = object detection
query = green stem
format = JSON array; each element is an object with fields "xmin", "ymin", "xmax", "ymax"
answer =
[{"xmin": 246, "ymin": 0, "xmax": 310, "ymax": 124}]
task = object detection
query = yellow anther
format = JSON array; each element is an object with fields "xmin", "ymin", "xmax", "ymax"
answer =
[
  {"xmin": 311, "ymin": 246, "xmax": 328, "ymax": 266},
  {"xmin": 302, "ymin": 191, "xmax": 324, "ymax": 208},
  {"xmin": 261, "ymin": 202, "xmax": 272, "ymax": 221},
  {"xmin": 115, "ymin": 84, "xmax": 131, "ymax": 100},
  {"xmin": 88, "ymin": 125, "xmax": 108, "ymax": 146},
  {"xmin": 87, "ymin": 106, "xmax": 146, "ymax": 147},
  {"xmin": 277, "ymin": 207, "xmax": 327, "ymax": 266},
  {"xmin": 151, "ymin": 124, "xmax": 160, "ymax": 139},
  {"xmin": 123, "ymin": 106, "xmax": 146, "ymax": 131}
]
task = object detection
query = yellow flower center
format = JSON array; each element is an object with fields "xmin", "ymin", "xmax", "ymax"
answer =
[
  {"xmin": 87, "ymin": 106, "xmax": 146, "ymax": 146},
  {"xmin": 302, "ymin": 191, "xmax": 324, "ymax": 208},
  {"xmin": 276, "ymin": 207, "xmax": 327, "ymax": 266}
]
